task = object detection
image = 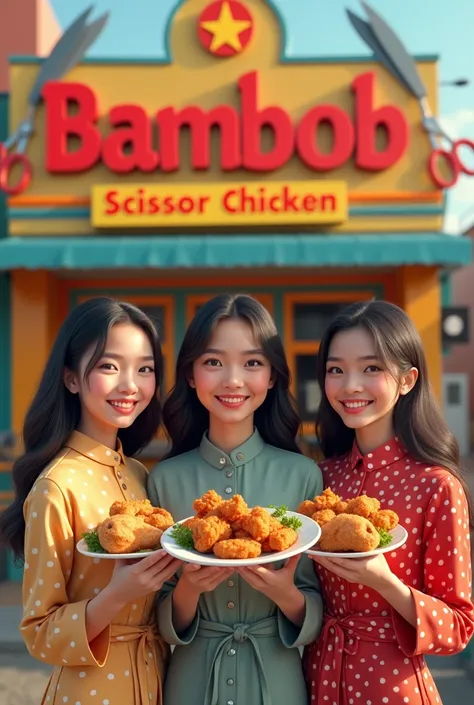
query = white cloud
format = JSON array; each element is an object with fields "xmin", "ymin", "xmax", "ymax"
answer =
[
  {"xmin": 440, "ymin": 110, "xmax": 474, "ymax": 137},
  {"xmin": 437, "ymin": 111, "xmax": 474, "ymax": 234},
  {"xmin": 443, "ymin": 212, "xmax": 461, "ymax": 235}
]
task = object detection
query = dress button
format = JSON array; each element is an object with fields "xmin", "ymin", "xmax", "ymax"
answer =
[
  {"xmin": 219, "ymin": 457, "xmax": 226, "ymax": 466},
  {"xmin": 225, "ymin": 487, "xmax": 232, "ymax": 494},
  {"xmin": 228, "ymin": 648, "xmax": 236, "ymax": 656},
  {"xmin": 117, "ymin": 471, "xmax": 122, "ymax": 479},
  {"xmin": 226, "ymin": 471, "xmax": 233, "ymax": 478},
  {"xmin": 227, "ymin": 601, "xmax": 235, "ymax": 609},
  {"xmin": 228, "ymin": 580, "xmax": 235, "ymax": 587},
  {"xmin": 114, "ymin": 455, "xmax": 119, "ymax": 462},
  {"xmin": 227, "ymin": 679, "xmax": 234, "ymax": 686},
  {"xmin": 122, "ymin": 483, "xmax": 127, "ymax": 490},
  {"xmin": 227, "ymin": 701, "xmax": 235, "ymax": 705},
  {"xmin": 236, "ymin": 453, "xmax": 244, "ymax": 461}
]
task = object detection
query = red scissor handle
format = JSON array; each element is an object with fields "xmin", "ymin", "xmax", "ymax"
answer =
[
  {"xmin": 453, "ymin": 139, "xmax": 474, "ymax": 177},
  {"xmin": 0, "ymin": 144, "xmax": 32, "ymax": 195},
  {"xmin": 428, "ymin": 149, "xmax": 459, "ymax": 189}
]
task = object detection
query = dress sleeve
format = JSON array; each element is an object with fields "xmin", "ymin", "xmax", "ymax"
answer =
[
  {"xmin": 20, "ymin": 478, "xmax": 110, "ymax": 667},
  {"xmin": 393, "ymin": 475, "xmax": 474, "ymax": 656},
  {"xmin": 278, "ymin": 461, "xmax": 324, "ymax": 648},
  {"xmin": 147, "ymin": 470, "xmax": 200, "ymax": 646}
]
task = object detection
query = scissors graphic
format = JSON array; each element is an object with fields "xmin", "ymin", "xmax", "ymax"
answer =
[
  {"xmin": 347, "ymin": 2, "xmax": 474, "ymax": 189},
  {"xmin": 0, "ymin": 5, "xmax": 109, "ymax": 196}
]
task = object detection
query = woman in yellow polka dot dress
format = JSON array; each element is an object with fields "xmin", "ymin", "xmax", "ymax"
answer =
[{"xmin": 0, "ymin": 298, "xmax": 181, "ymax": 705}]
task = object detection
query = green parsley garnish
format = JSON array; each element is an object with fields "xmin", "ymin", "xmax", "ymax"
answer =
[
  {"xmin": 377, "ymin": 528, "xmax": 393, "ymax": 548},
  {"xmin": 171, "ymin": 524, "xmax": 195, "ymax": 550},
  {"xmin": 268, "ymin": 504, "xmax": 289, "ymax": 519},
  {"xmin": 269, "ymin": 505, "xmax": 302, "ymax": 530},
  {"xmin": 82, "ymin": 529, "xmax": 108, "ymax": 554},
  {"xmin": 280, "ymin": 515, "xmax": 303, "ymax": 530}
]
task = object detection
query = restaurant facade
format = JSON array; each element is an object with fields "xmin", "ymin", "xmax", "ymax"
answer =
[{"xmin": 0, "ymin": 0, "xmax": 471, "ymax": 580}]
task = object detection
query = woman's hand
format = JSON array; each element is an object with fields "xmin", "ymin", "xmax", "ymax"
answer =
[
  {"xmin": 171, "ymin": 564, "xmax": 234, "ymax": 635},
  {"xmin": 310, "ymin": 553, "xmax": 417, "ymax": 627},
  {"xmin": 179, "ymin": 563, "xmax": 235, "ymax": 596},
  {"xmin": 237, "ymin": 555, "xmax": 306, "ymax": 626},
  {"xmin": 310, "ymin": 553, "xmax": 395, "ymax": 591},
  {"xmin": 237, "ymin": 555, "xmax": 300, "ymax": 601},
  {"xmin": 86, "ymin": 550, "xmax": 181, "ymax": 642},
  {"xmin": 106, "ymin": 550, "xmax": 182, "ymax": 608}
]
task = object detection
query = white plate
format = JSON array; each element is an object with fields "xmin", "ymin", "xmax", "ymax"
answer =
[
  {"xmin": 160, "ymin": 509, "xmax": 321, "ymax": 567},
  {"xmin": 305, "ymin": 524, "xmax": 408, "ymax": 559},
  {"xmin": 76, "ymin": 538, "xmax": 161, "ymax": 560}
]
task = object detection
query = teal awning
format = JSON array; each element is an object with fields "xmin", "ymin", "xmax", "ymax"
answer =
[{"xmin": 0, "ymin": 234, "xmax": 470, "ymax": 270}]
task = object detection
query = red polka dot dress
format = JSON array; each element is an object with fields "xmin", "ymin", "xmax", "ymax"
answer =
[{"xmin": 304, "ymin": 436, "xmax": 474, "ymax": 704}]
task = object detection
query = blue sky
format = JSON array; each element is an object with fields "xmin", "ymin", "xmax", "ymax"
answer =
[{"xmin": 50, "ymin": 0, "xmax": 474, "ymax": 232}]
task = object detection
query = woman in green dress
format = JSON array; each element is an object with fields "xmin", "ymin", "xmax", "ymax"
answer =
[{"xmin": 148, "ymin": 294, "xmax": 323, "ymax": 705}]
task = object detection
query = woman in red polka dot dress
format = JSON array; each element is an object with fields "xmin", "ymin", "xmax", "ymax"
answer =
[{"xmin": 304, "ymin": 300, "xmax": 474, "ymax": 704}]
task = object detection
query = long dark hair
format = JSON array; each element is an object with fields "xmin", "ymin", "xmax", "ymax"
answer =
[
  {"xmin": 316, "ymin": 299, "xmax": 474, "ymax": 526},
  {"xmin": 0, "ymin": 297, "xmax": 163, "ymax": 559},
  {"xmin": 163, "ymin": 293, "xmax": 301, "ymax": 457}
]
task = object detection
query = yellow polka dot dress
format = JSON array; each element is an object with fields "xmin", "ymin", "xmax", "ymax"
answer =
[{"xmin": 20, "ymin": 431, "xmax": 168, "ymax": 705}]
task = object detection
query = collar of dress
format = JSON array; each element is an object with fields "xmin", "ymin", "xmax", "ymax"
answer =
[
  {"xmin": 199, "ymin": 428, "xmax": 265, "ymax": 470},
  {"xmin": 348, "ymin": 435, "xmax": 408, "ymax": 473}
]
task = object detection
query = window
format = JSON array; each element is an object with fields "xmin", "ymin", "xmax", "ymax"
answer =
[{"xmin": 284, "ymin": 292, "xmax": 374, "ymax": 427}]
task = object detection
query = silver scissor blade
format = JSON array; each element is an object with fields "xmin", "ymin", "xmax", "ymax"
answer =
[
  {"xmin": 28, "ymin": 6, "xmax": 95, "ymax": 106},
  {"xmin": 60, "ymin": 13, "xmax": 110, "ymax": 77},
  {"xmin": 346, "ymin": 10, "xmax": 414, "ymax": 95},
  {"xmin": 361, "ymin": 1, "xmax": 426, "ymax": 99}
]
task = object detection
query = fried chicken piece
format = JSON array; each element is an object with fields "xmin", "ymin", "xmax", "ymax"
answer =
[
  {"xmin": 312, "ymin": 509, "xmax": 336, "ymax": 526},
  {"xmin": 109, "ymin": 499, "xmax": 154, "ymax": 517},
  {"xmin": 334, "ymin": 501, "xmax": 348, "ymax": 515},
  {"xmin": 268, "ymin": 527, "xmax": 298, "ymax": 552},
  {"xmin": 98, "ymin": 514, "xmax": 162, "ymax": 553},
  {"xmin": 192, "ymin": 516, "xmax": 232, "ymax": 553},
  {"xmin": 369, "ymin": 509, "xmax": 399, "ymax": 531},
  {"xmin": 143, "ymin": 507, "xmax": 174, "ymax": 531},
  {"xmin": 297, "ymin": 500, "xmax": 317, "ymax": 517},
  {"xmin": 312, "ymin": 488, "xmax": 341, "ymax": 511},
  {"xmin": 218, "ymin": 494, "xmax": 249, "ymax": 523},
  {"xmin": 204, "ymin": 508, "xmax": 223, "ymax": 519},
  {"xmin": 269, "ymin": 516, "xmax": 283, "ymax": 532},
  {"xmin": 231, "ymin": 514, "xmax": 251, "ymax": 533},
  {"xmin": 319, "ymin": 514, "xmax": 380, "ymax": 553},
  {"xmin": 182, "ymin": 516, "xmax": 201, "ymax": 530},
  {"xmin": 213, "ymin": 539, "xmax": 262, "ymax": 560},
  {"xmin": 193, "ymin": 490, "xmax": 223, "ymax": 517},
  {"xmin": 241, "ymin": 507, "xmax": 271, "ymax": 542},
  {"xmin": 234, "ymin": 529, "xmax": 253, "ymax": 539},
  {"xmin": 345, "ymin": 495, "xmax": 380, "ymax": 519}
]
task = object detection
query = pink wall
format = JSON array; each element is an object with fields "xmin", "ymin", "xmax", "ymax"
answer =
[
  {"xmin": 0, "ymin": 0, "xmax": 61, "ymax": 91},
  {"xmin": 443, "ymin": 227, "xmax": 474, "ymax": 424}
]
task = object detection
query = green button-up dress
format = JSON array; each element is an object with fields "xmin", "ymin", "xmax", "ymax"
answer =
[{"xmin": 147, "ymin": 430, "xmax": 323, "ymax": 705}]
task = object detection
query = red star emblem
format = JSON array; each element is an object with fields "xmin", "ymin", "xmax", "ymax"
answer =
[{"xmin": 197, "ymin": 0, "xmax": 254, "ymax": 58}]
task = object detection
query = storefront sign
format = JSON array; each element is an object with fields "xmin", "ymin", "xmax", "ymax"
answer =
[
  {"xmin": 3, "ymin": 0, "xmax": 460, "ymax": 216},
  {"xmin": 43, "ymin": 71, "xmax": 408, "ymax": 176},
  {"xmin": 91, "ymin": 180, "xmax": 347, "ymax": 227}
]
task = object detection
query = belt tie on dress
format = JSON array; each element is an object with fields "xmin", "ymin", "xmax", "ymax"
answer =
[
  {"xmin": 305, "ymin": 612, "xmax": 397, "ymax": 705},
  {"xmin": 111, "ymin": 624, "xmax": 168, "ymax": 705},
  {"xmin": 197, "ymin": 616, "xmax": 278, "ymax": 705}
]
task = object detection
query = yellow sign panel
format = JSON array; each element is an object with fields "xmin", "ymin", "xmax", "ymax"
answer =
[{"xmin": 91, "ymin": 180, "xmax": 348, "ymax": 228}]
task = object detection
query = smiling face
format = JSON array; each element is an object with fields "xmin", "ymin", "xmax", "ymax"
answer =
[
  {"xmin": 190, "ymin": 317, "xmax": 274, "ymax": 446},
  {"xmin": 64, "ymin": 322, "xmax": 157, "ymax": 448},
  {"xmin": 324, "ymin": 326, "xmax": 417, "ymax": 453}
]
